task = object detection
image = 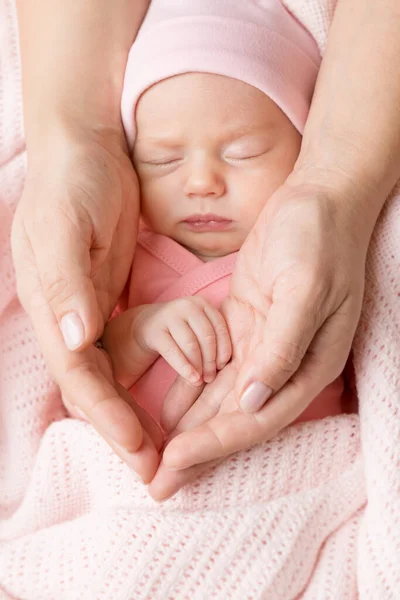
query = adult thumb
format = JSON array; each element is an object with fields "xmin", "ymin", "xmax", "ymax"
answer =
[
  {"xmin": 235, "ymin": 295, "xmax": 318, "ymax": 413},
  {"xmin": 27, "ymin": 212, "xmax": 98, "ymax": 351}
]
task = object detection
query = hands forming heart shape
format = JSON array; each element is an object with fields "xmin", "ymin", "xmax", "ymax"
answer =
[
  {"xmin": 69, "ymin": 182, "xmax": 363, "ymax": 501},
  {"xmin": 13, "ymin": 134, "xmax": 365, "ymax": 501}
]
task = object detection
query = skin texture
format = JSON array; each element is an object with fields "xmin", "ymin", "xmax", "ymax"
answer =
[{"xmin": 12, "ymin": 0, "xmax": 400, "ymax": 493}]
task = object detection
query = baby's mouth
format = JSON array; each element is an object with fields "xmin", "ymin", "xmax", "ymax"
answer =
[{"xmin": 182, "ymin": 213, "xmax": 233, "ymax": 232}]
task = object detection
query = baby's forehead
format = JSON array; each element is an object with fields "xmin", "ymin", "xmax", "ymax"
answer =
[{"xmin": 134, "ymin": 73, "xmax": 284, "ymax": 145}]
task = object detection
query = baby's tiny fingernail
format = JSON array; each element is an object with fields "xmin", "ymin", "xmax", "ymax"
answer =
[
  {"xmin": 240, "ymin": 382, "xmax": 273, "ymax": 413},
  {"xmin": 61, "ymin": 312, "xmax": 85, "ymax": 350},
  {"xmin": 217, "ymin": 355, "xmax": 231, "ymax": 370},
  {"xmin": 187, "ymin": 369, "xmax": 201, "ymax": 384},
  {"xmin": 203, "ymin": 371, "xmax": 216, "ymax": 383}
]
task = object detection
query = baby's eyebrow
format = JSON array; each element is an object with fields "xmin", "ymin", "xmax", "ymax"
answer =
[
  {"xmin": 134, "ymin": 134, "xmax": 183, "ymax": 148},
  {"xmin": 224, "ymin": 121, "xmax": 276, "ymax": 139}
]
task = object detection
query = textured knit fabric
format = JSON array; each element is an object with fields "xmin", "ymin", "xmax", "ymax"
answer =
[
  {"xmin": 128, "ymin": 229, "xmax": 344, "ymax": 423},
  {"xmin": 1, "ymin": 1, "xmax": 400, "ymax": 599},
  {"xmin": 121, "ymin": 0, "xmax": 321, "ymax": 146}
]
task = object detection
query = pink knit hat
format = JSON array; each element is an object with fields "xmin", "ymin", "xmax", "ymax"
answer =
[{"xmin": 121, "ymin": 0, "xmax": 321, "ymax": 148}]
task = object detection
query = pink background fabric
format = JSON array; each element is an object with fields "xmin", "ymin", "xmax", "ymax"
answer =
[{"xmin": 1, "ymin": 0, "xmax": 400, "ymax": 598}]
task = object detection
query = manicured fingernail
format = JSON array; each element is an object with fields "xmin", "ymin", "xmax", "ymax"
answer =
[
  {"xmin": 240, "ymin": 382, "xmax": 273, "ymax": 413},
  {"xmin": 61, "ymin": 312, "xmax": 85, "ymax": 350}
]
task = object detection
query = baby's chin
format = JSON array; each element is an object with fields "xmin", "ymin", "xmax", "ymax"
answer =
[
  {"xmin": 183, "ymin": 241, "xmax": 240, "ymax": 262},
  {"xmin": 172, "ymin": 228, "xmax": 245, "ymax": 261}
]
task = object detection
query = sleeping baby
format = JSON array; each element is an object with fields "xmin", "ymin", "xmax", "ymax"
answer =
[{"xmin": 102, "ymin": 0, "xmax": 347, "ymax": 432}]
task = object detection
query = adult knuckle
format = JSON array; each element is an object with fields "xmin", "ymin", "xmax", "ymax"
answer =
[
  {"xmin": 163, "ymin": 344, "xmax": 181, "ymax": 360},
  {"xmin": 201, "ymin": 329, "xmax": 216, "ymax": 346},
  {"xmin": 41, "ymin": 274, "xmax": 74, "ymax": 307},
  {"xmin": 190, "ymin": 295, "xmax": 205, "ymax": 306},
  {"xmin": 175, "ymin": 297, "xmax": 195, "ymax": 312},
  {"xmin": 184, "ymin": 339, "xmax": 200, "ymax": 355},
  {"xmin": 270, "ymin": 340, "xmax": 305, "ymax": 374},
  {"xmin": 215, "ymin": 322, "xmax": 229, "ymax": 338}
]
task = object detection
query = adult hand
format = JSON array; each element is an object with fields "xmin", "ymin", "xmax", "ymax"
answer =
[
  {"xmin": 11, "ymin": 127, "xmax": 161, "ymax": 481},
  {"xmin": 149, "ymin": 176, "xmax": 367, "ymax": 500}
]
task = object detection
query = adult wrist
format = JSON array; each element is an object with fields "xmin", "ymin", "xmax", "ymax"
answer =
[
  {"xmin": 291, "ymin": 132, "xmax": 395, "ymax": 241},
  {"xmin": 285, "ymin": 161, "xmax": 379, "ymax": 251},
  {"xmin": 24, "ymin": 109, "xmax": 129, "ymax": 173}
]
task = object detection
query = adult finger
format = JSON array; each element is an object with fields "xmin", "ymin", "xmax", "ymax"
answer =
[
  {"xmin": 148, "ymin": 458, "xmax": 221, "ymax": 502},
  {"xmin": 105, "ymin": 429, "xmax": 161, "ymax": 484},
  {"xmin": 236, "ymin": 289, "xmax": 324, "ymax": 413},
  {"xmin": 12, "ymin": 210, "xmax": 98, "ymax": 351},
  {"xmin": 163, "ymin": 307, "xmax": 355, "ymax": 470},
  {"xmin": 60, "ymin": 353, "xmax": 145, "ymax": 453},
  {"xmin": 162, "ymin": 409, "xmax": 260, "ymax": 470},
  {"xmin": 15, "ymin": 251, "xmax": 146, "ymax": 453},
  {"xmin": 115, "ymin": 382, "xmax": 164, "ymax": 453},
  {"xmin": 65, "ymin": 379, "xmax": 163, "ymax": 482}
]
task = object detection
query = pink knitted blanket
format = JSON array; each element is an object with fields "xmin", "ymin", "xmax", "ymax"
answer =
[{"xmin": 0, "ymin": 1, "xmax": 399, "ymax": 598}]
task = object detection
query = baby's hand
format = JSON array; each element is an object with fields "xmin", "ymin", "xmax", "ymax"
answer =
[{"xmin": 135, "ymin": 297, "xmax": 232, "ymax": 385}]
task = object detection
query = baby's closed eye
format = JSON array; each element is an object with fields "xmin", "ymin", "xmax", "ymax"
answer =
[
  {"xmin": 136, "ymin": 154, "xmax": 183, "ymax": 167},
  {"xmin": 223, "ymin": 137, "xmax": 272, "ymax": 162}
]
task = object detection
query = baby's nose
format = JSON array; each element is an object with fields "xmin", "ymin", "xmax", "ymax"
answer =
[{"xmin": 184, "ymin": 160, "xmax": 225, "ymax": 198}]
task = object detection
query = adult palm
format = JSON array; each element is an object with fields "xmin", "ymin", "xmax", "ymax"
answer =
[{"xmin": 12, "ymin": 132, "xmax": 161, "ymax": 479}]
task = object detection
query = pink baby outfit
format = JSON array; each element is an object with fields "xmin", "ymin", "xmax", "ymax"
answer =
[
  {"xmin": 127, "ymin": 229, "xmax": 344, "ymax": 425},
  {"xmin": 121, "ymin": 0, "xmax": 343, "ymax": 424}
]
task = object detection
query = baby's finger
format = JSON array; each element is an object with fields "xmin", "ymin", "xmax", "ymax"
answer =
[
  {"xmin": 157, "ymin": 329, "xmax": 202, "ymax": 385},
  {"xmin": 186, "ymin": 307, "xmax": 218, "ymax": 383},
  {"xmin": 104, "ymin": 429, "xmax": 161, "ymax": 485},
  {"xmin": 202, "ymin": 304, "xmax": 232, "ymax": 371}
]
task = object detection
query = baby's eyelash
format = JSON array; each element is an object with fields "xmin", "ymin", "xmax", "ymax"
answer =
[
  {"xmin": 225, "ymin": 153, "xmax": 262, "ymax": 162},
  {"xmin": 143, "ymin": 158, "xmax": 182, "ymax": 167}
]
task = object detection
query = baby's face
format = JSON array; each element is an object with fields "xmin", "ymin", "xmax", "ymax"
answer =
[{"xmin": 134, "ymin": 73, "xmax": 301, "ymax": 261}]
